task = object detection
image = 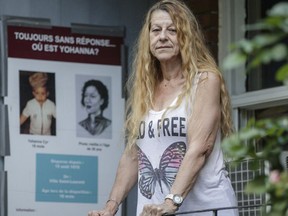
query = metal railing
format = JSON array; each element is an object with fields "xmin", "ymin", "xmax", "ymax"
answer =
[{"xmin": 163, "ymin": 204, "xmax": 268, "ymax": 215}]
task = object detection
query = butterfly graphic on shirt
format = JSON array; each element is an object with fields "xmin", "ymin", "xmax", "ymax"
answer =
[{"xmin": 137, "ymin": 141, "xmax": 186, "ymax": 199}]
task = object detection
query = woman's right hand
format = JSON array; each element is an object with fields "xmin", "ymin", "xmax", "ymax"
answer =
[
  {"xmin": 88, "ymin": 199, "xmax": 119, "ymax": 216},
  {"xmin": 88, "ymin": 209, "xmax": 115, "ymax": 216}
]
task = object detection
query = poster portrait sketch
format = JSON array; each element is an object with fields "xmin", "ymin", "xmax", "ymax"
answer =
[{"xmin": 76, "ymin": 76, "xmax": 112, "ymax": 139}]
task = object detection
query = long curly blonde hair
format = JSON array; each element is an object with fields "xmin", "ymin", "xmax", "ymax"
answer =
[{"xmin": 125, "ymin": 0, "xmax": 233, "ymax": 151}]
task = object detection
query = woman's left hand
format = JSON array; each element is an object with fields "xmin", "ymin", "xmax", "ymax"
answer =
[{"xmin": 139, "ymin": 201, "xmax": 177, "ymax": 216}]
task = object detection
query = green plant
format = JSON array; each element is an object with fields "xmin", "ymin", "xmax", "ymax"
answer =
[{"xmin": 222, "ymin": 2, "xmax": 288, "ymax": 216}]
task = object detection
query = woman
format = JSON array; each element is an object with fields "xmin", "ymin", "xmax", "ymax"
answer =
[
  {"xmin": 78, "ymin": 79, "xmax": 111, "ymax": 138},
  {"xmin": 89, "ymin": 0, "xmax": 238, "ymax": 215}
]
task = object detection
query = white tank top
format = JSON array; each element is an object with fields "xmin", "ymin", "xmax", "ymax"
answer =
[{"xmin": 136, "ymin": 76, "xmax": 238, "ymax": 216}]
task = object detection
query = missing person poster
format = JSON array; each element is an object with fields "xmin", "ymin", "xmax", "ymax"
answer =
[{"xmin": 4, "ymin": 25, "xmax": 125, "ymax": 216}]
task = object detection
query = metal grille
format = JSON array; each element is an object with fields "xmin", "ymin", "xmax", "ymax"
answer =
[{"xmin": 227, "ymin": 159, "xmax": 266, "ymax": 216}]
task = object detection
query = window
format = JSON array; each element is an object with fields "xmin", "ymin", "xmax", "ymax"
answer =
[{"xmin": 245, "ymin": 0, "xmax": 285, "ymax": 91}]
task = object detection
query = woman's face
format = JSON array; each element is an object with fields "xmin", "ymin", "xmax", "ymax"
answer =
[
  {"xmin": 149, "ymin": 10, "xmax": 180, "ymax": 62},
  {"xmin": 83, "ymin": 86, "xmax": 103, "ymax": 115}
]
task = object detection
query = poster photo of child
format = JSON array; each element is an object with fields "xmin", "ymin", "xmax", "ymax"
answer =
[{"xmin": 19, "ymin": 71, "xmax": 56, "ymax": 136}]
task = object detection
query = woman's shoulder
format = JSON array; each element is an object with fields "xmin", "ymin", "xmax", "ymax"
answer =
[
  {"xmin": 197, "ymin": 71, "xmax": 220, "ymax": 79},
  {"xmin": 196, "ymin": 71, "xmax": 221, "ymax": 86},
  {"xmin": 79, "ymin": 117, "xmax": 89, "ymax": 126}
]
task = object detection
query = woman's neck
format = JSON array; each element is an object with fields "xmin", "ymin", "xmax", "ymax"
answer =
[
  {"xmin": 160, "ymin": 58, "xmax": 182, "ymax": 81},
  {"xmin": 89, "ymin": 111, "xmax": 102, "ymax": 120},
  {"xmin": 159, "ymin": 61, "xmax": 183, "ymax": 87}
]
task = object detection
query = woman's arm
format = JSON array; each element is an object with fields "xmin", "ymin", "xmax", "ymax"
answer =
[
  {"xmin": 91, "ymin": 146, "xmax": 138, "ymax": 215},
  {"xmin": 168, "ymin": 71, "xmax": 221, "ymax": 198}
]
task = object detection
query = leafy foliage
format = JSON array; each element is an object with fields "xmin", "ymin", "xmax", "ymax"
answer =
[{"xmin": 222, "ymin": 2, "xmax": 288, "ymax": 216}]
